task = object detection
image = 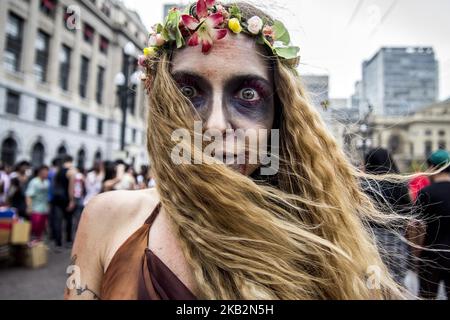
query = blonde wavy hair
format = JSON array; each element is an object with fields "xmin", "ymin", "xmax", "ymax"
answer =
[{"xmin": 144, "ymin": 2, "xmax": 409, "ymax": 300}]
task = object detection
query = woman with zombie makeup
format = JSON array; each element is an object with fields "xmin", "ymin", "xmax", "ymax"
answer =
[{"xmin": 66, "ymin": 1, "xmax": 409, "ymax": 300}]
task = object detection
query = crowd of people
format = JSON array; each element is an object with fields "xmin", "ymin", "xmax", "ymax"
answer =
[
  {"xmin": 0, "ymin": 156, "xmax": 156, "ymax": 251},
  {"xmin": 361, "ymin": 148, "xmax": 450, "ymax": 299},
  {"xmin": 1, "ymin": 148, "xmax": 449, "ymax": 298}
]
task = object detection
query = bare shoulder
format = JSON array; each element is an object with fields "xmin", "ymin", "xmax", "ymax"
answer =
[
  {"xmin": 65, "ymin": 188, "xmax": 160, "ymax": 300},
  {"xmin": 80, "ymin": 188, "xmax": 160, "ymax": 266}
]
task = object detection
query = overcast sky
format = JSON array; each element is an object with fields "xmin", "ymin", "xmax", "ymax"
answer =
[{"xmin": 124, "ymin": 0, "xmax": 450, "ymax": 101}]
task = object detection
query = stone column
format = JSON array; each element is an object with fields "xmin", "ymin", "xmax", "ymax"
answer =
[
  {"xmin": 0, "ymin": 1, "xmax": 9, "ymax": 60},
  {"xmin": 47, "ymin": 4, "xmax": 64, "ymax": 90},
  {"xmin": 87, "ymin": 32, "xmax": 100, "ymax": 102},
  {"xmin": 69, "ymin": 19, "xmax": 83, "ymax": 96},
  {"xmin": 22, "ymin": 0, "xmax": 39, "ymax": 84}
]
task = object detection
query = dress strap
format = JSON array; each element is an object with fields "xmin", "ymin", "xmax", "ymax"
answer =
[{"xmin": 145, "ymin": 202, "xmax": 162, "ymax": 226}]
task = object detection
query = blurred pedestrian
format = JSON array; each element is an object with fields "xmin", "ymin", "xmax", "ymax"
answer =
[
  {"xmin": 51, "ymin": 155, "xmax": 76, "ymax": 249},
  {"xmin": 71, "ymin": 167, "xmax": 86, "ymax": 236},
  {"xmin": 84, "ymin": 160, "xmax": 104, "ymax": 206},
  {"xmin": 101, "ymin": 161, "xmax": 124, "ymax": 192},
  {"xmin": 48, "ymin": 157, "xmax": 61, "ymax": 242},
  {"xmin": 363, "ymin": 148, "xmax": 411, "ymax": 284},
  {"xmin": 113, "ymin": 161, "xmax": 136, "ymax": 191},
  {"xmin": 415, "ymin": 150, "xmax": 450, "ymax": 299},
  {"xmin": 25, "ymin": 165, "xmax": 50, "ymax": 240},
  {"xmin": 6, "ymin": 161, "xmax": 31, "ymax": 219},
  {"xmin": 408, "ymin": 162, "xmax": 431, "ymax": 202},
  {"xmin": 0, "ymin": 163, "xmax": 12, "ymax": 206}
]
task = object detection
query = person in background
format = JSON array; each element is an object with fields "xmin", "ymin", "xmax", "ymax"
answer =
[
  {"xmin": 136, "ymin": 165, "xmax": 149, "ymax": 190},
  {"xmin": 25, "ymin": 165, "xmax": 50, "ymax": 240},
  {"xmin": 363, "ymin": 148, "xmax": 411, "ymax": 284},
  {"xmin": 0, "ymin": 163, "xmax": 12, "ymax": 206},
  {"xmin": 84, "ymin": 161, "xmax": 104, "ymax": 206},
  {"xmin": 101, "ymin": 161, "xmax": 124, "ymax": 192},
  {"xmin": 48, "ymin": 158, "xmax": 61, "ymax": 243},
  {"xmin": 415, "ymin": 150, "xmax": 450, "ymax": 299},
  {"xmin": 113, "ymin": 161, "xmax": 136, "ymax": 191},
  {"xmin": 409, "ymin": 162, "xmax": 431, "ymax": 202},
  {"xmin": 6, "ymin": 162, "xmax": 31, "ymax": 219},
  {"xmin": 51, "ymin": 155, "xmax": 76, "ymax": 249},
  {"xmin": 71, "ymin": 167, "xmax": 86, "ymax": 237}
]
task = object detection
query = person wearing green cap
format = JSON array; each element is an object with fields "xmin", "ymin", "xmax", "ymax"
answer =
[{"xmin": 415, "ymin": 149, "xmax": 450, "ymax": 299}]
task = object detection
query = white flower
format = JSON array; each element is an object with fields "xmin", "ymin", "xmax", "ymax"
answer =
[
  {"xmin": 148, "ymin": 34, "xmax": 165, "ymax": 47},
  {"xmin": 247, "ymin": 16, "xmax": 263, "ymax": 35}
]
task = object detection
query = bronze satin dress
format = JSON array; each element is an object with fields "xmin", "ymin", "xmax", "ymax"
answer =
[{"xmin": 100, "ymin": 203, "xmax": 197, "ymax": 300}]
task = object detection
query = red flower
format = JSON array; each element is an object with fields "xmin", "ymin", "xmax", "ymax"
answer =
[{"xmin": 181, "ymin": 0, "xmax": 227, "ymax": 53}]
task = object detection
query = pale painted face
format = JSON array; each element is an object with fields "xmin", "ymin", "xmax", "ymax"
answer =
[{"xmin": 171, "ymin": 34, "xmax": 275, "ymax": 175}]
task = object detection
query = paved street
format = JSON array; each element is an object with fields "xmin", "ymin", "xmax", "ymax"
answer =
[{"xmin": 0, "ymin": 245, "xmax": 72, "ymax": 300}]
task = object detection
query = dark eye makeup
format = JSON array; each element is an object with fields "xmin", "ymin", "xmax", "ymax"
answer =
[{"xmin": 171, "ymin": 71, "xmax": 273, "ymax": 111}]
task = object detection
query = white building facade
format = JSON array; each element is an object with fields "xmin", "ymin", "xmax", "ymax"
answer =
[{"xmin": 0, "ymin": 0, "xmax": 150, "ymax": 170}]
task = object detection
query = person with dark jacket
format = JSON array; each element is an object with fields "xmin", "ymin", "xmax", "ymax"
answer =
[
  {"xmin": 51, "ymin": 155, "xmax": 75, "ymax": 249},
  {"xmin": 363, "ymin": 148, "xmax": 411, "ymax": 284},
  {"xmin": 415, "ymin": 150, "xmax": 450, "ymax": 299}
]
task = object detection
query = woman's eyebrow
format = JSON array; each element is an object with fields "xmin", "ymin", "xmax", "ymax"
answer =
[{"xmin": 224, "ymin": 74, "xmax": 272, "ymax": 88}]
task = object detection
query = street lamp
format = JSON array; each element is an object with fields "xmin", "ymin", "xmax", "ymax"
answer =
[{"xmin": 115, "ymin": 41, "xmax": 139, "ymax": 152}]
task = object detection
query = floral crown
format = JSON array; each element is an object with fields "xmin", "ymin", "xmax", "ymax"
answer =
[{"xmin": 138, "ymin": 0, "xmax": 300, "ymax": 73}]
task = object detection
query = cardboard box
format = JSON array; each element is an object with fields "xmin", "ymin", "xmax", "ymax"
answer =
[
  {"xmin": 24, "ymin": 242, "xmax": 48, "ymax": 269},
  {"xmin": 0, "ymin": 230, "xmax": 10, "ymax": 246},
  {"xmin": 11, "ymin": 221, "xmax": 31, "ymax": 245}
]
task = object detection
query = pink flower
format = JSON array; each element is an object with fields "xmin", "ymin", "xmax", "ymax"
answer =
[
  {"xmin": 196, "ymin": 0, "xmax": 216, "ymax": 18},
  {"xmin": 138, "ymin": 55, "xmax": 147, "ymax": 67},
  {"xmin": 263, "ymin": 25, "xmax": 274, "ymax": 38},
  {"xmin": 181, "ymin": 7, "xmax": 227, "ymax": 53}
]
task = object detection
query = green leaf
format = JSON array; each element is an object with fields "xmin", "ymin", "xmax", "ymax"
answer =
[
  {"xmin": 229, "ymin": 4, "xmax": 242, "ymax": 21},
  {"xmin": 163, "ymin": 9, "xmax": 184, "ymax": 47},
  {"xmin": 156, "ymin": 23, "xmax": 164, "ymax": 34},
  {"xmin": 175, "ymin": 26, "xmax": 184, "ymax": 48},
  {"xmin": 273, "ymin": 46, "xmax": 300, "ymax": 60},
  {"xmin": 273, "ymin": 20, "xmax": 290, "ymax": 45}
]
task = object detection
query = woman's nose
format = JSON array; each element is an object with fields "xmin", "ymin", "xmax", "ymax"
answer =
[{"xmin": 204, "ymin": 92, "xmax": 230, "ymax": 133}]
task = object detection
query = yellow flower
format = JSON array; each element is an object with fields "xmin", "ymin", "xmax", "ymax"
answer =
[
  {"xmin": 143, "ymin": 47, "xmax": 157, "ymax": 57},
  {"xmin": 228, "ymin": 18, "xmax": 242, "ymax": 34}
]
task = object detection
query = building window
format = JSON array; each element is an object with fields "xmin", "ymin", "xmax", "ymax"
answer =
[
  {"xmin": 425, "ymin": 129, "xmax": 432, "ymax": 136},
  {"xmin": 438, "ymin": 130, "xmax": 446, "ymax": 137},
  {"xmin": 40, "ymin": 0, "xmax": 57, "ymax": 17},
  {"xmin": 59, "ymin": 45, "xmax": 71, "ymax": 91},
  {"xmin": 34, "ymin": 30, "xmax": 50, "ymax": 82},
  {"xmin": 79, "ymin": 56, "xmax": 90, "ymax": 98},
  {"xmin": 99, "ymin": 36, "xmax": 109, "ymax": 54},
  {"xmin": 96, "ymin": 66, "xmax": 105, "ymax": 104},
  {"xmin": 425, "ymin": 141, "xmax": 433, "ymax": 157},
  {"xmin": 31, "ymin": 142, "xmax": 45, "ymax": 168},
  {"xmin": 1, "ymin": 137, "xmax": 18, "ymax": 167},
  {"xmin": 60, "ymin": 107, "xmax": 69, "ymax": 127},
  {"xmin": 132, "ymin": 129, "xmax": 137, "ymax": 143},
  {"xmin": 438, "ymin": 141, "xmax": 447, "ymax": 150},
  {"xmin": 6, "ymin": 91, "xmax": 20, "ymax": 115},
  {"xmin": 4, "ymin": 13, "xmax": 24, "ymax": 72},
  {"xmin": 83, "ymin": 23, "xmax": 94, "ymax": 43},
  {"xmin": 80, "ymin": 113, "xmax": 88, "ymax": 132},
  {"xmin": 57, "ymin": 144, "xmax": 67, "ymax": 156},
  {"xmin": 36, "ymin": 100, "xmax": 47, "ymax": 122},
  {"xmin": 94, "ymin": 150, "xmax": 102, "ymax": 161},
  {"xmin": 97, "ymin": 119, "xmax": 103, "ymax": 136}
]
